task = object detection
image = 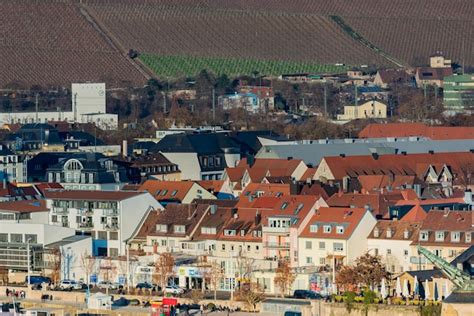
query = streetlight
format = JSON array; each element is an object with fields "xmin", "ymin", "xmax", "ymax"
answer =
[
  {"xmin": 26, "ymin": 238, "xmax": 32, "ymax": 288},
  {"xmin": 126, "ymin": 242, "xmax": 130, "ymax": 293}
]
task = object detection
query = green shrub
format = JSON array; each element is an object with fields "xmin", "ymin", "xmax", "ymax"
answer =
[
  {"xmin": 363, "ymin": 290, "xmax": 376, "ymax": 304},
  {"xmin": 344, "ymin": 291, "xmax": 356, "ymax": 313}
]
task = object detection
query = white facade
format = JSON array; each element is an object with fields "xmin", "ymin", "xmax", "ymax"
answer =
[
  {"xmin": 47, "ymin": 192, "xmax": 162, "ymax": 257},
  {"xmin": 0, "ymin": 147, "xmax": 26, "ymax": 183},
  {"xmin": 367, "ymin": 238, "xmax": 413, "ymax": 273},
  {"xmin": 0, "ymin": 223, "xmax": 75, "ymax": 245},
  {"xmin": 59, "ymin": 236, "xmax": 93, "ymax": 282},
  {"xmin": 0, "ymin": 83, "xmax": 118, "ymax": 130}
]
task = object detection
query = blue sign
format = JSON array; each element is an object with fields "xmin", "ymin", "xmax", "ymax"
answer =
[
  {"xmin": 90, "ymin": 274, "xmax": 97, "ymax": 283},
  {"xmin": 118, "ymin": 276, "xmax": 126, "ymax": 285}
]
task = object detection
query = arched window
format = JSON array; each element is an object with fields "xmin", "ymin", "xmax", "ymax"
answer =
[{"xmin": 64, "ymin": 159, "xmax": 83, "ymax": 171}]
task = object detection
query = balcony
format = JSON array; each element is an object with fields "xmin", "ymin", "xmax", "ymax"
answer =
[
  {"xmin": 78, "ymin": 222, "xmax": 94, "ymax": 230},
  {"xmin": 264, "ymin": 242, "xmax": 291, "ymax": 249},
  {"xmin": 77, "ymin": 208, "xmax": 93, "ymax": 216},
  {"xmin": 262, "ymin": 226, "xmax": 290, "ymax": 234},
  {"xmin": 103, "ymin": 223, "xmax": 119, "ymax": 231},
  {"xmin": 52, "ymin": 207, "xmax": 68, "ymax": 214},
  {"xmin": 102, "ymin": 209, "xmax": 119, "ymax": 216},
  {"xmin": 61, "ymin": 221, "xmax": 69, "ymax": 228}
]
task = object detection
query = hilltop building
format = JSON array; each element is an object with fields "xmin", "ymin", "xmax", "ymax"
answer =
[
  {"xmin": 443, "ymin": 74, "xmax": 474, "ymax": 114},
  {"xmin": 337, "ymin": 100, "xmax": 387, "ymax": 121}
]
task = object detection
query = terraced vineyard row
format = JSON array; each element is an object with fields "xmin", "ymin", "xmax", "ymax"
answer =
[
  {"xmin": 0, "ymin": 0, "xmax": 147, "ymax": 88},
  {"xmin": 84, "ymin": 2, "xmax": 390, "ymax": 66},
  {"xmin": 140, "ymin": 54, "xmax": 350, "ymax": 77}
]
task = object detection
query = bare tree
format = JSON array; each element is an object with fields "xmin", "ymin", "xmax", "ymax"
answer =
[
  {"xmin": 0, "ymin": 266, "xmax": 8, "ymax": 285},
  {"xmin": 99, "ymin": 257, "xmax": 117, "ymax": 294},
  {"xmin": 236, "ymin": 253, "xmax": 255, "ymax": 284},
  {"xmin": 45, "ymin": 248, "xmax": 61, "ymax": 285},
  {"xmin": 202, "ymin": 260, "xmax": 224, "ymax": 301},
  {"xmin": 237, "ymin": 282, "xmax": 265, "ymax": 312},
  {"xmin": 153, "ymin": 252, "xmax": 175, "ymax": 292},
  {"xmin": 80, "ymin": 252, "xmax": 95, "ymax": 287},
  {"xmin": 274, "ymin": 260, "xmax": 295, "ymax": 298}
]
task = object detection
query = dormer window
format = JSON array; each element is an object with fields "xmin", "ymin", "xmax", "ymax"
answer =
[
  {"xmin": 201, "ymin": 227, "xmax": 216, "ymax": 235},
  {"xmin": 224, "ymin": 229, "xmax": 236, "ymax": 236},
  {"xmin": 386, "ymin": 228, "xmax": 392, "ymax": 238},
  {"xmin": 435, "ymin": 231, "xmax": 445, "ymax": 242},
  {"xmin": 420, "ymin": 230, "xmax": 429, "ymax": 241},
  {"xmin": 373, "ymin": 228, "xmax": 379, "ymax": 237},
  {"xmin": 174, "ymin": 225, "xmax": 185, "ymax": 233},
  {"xmin": 310, "ymin": 224, "xmax": 318, "ymax": 233},
  {"xmin": 156, "ymin": 224, "xmax": 167, "ymax": 233},
  {"xmin": 240, "ymin": 230, "xmax": 245, "ymax": 236},
  {"xmin": 336, "ymin": 226, "xmax": 344, "ymax": 234},
  {"xmin": 451, "ymin": 232, "xmax": 460, "ymax": 242},
  {"xmin": 403, "ymin": 229, "xmax": 410, "ymax": 239},
  {"xmin": 465, "ymin": 232, "xmax": 471, "ymax": 243},
  {"xmin": 323, "ymin": 225, "xmax": 331, "ymax": 233}
]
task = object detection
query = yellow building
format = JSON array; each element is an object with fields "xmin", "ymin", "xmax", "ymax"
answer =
[{"xmin": 337, "ymin": 100, "xmax": 387, "ymax": 121}]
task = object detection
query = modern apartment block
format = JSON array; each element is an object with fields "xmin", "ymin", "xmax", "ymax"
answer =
[{"xmin": 44, "ymin": 190, "xmax": 162, "ymax": 257}]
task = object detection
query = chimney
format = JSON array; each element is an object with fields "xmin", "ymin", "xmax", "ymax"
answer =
[
  {"xmin": 231, "ymin": 208, "xmax": 238, "ymax": 218},
  {"xmin": 247, "ymin": 155, "xmax": 255, "ymax": 167},
  {"xmin": 287, "ymin": 156, "xmax": 293, "ymax": 160},
  {"xmin": 255, "ymin": 211, "xmax": 261, "ymax": 226},
  {"xmin": 290, "ymin": 180, "xmax": 299, "ymax": 195},
  {"xmin": 339, "ymin": 153, "xmax": 346, "ymax": 158},
  {"xmin": 413, "ymin": 184, "xmax": 421, "ymax": 197},
  {"xmin": 372, "ymin": 153, "xmax": 379, "ymax": 160},
  {"xmin": 122, "ymin": 140, "xmax": 128, "ymax": 157},
  {"xmin": 428, "ymin": 150, "xmax": 434, "ymax": 154}
]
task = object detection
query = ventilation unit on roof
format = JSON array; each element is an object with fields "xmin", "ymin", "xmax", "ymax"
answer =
[
  {"xmin": 340, "ymin": 154, "xmax": 346, "ymax": 158},
  {"xmin": 428, "ymin": 150, "xmax": 434, "ymax": 154}
]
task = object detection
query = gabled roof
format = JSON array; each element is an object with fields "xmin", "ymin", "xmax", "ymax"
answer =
[
  {"xmin": 155, "ymin": 133, "xmax": 240, "ymax": 155},
  {"xmin": 0, "ymin": 200, "xmax": 47, "ymax": 213},
  {"xmin": 400, "ymin": 204, "xmax": 427, "ymax": 222},
  {"xmin": 43, "ymin": 189, "xmax": 144, "ymax": 201},
  {"xmin": 359, "ymin": 123, "xmax": 474, "ymax": 140},
  {"xmin": 414, "ymin": 210, "xmax": 472, "ymax": 246},
  {"xmin": 194, "ymin": 207, "xmax": 234, "ymax": 241},
  {"xmin": 417, "ymin": 67, "xmax": 453, "ymax": 80},
  {"xmin": 139, "ymin": 180, "xmax": 196, "ymax": 202},
  {"xmin": 237, "ymin": 183, "xmax": 291, "ymax": 208},
  {"xmin": 357, "ymin": 175, "xmax": 416, "ymax": 192},
  {"xmin": 217, "ymin": 208, "xmax": 262, "ymax": 242},
  {"xmin": 299, "ymin": 207, "xmax": 368, "ymax": 239},
  {"xmin": 321, "ymin": 152, "xmax": 474, "ymax": 181},
  {"xmin": 196, "ymin": 180, "xmax": 225, "ymax": 193},
  {"xmin": 376, "ymin": 69, "xmax": 410, "ymax": 84},
  {"xmin": 262, "ymin": 195, "xmax": 321, "ymax": 228},
  {"xmin": 135, "ymin": 203, "xmax": 209, "ymax": 238},
  {"xmin": 327, "ymin": 192, "xmax": 402, "ymax": 218},
  {"xmin": 34, "ymin": 182, "xmax": 64, "ymax": 196},
  {"xmin": 368, "ymin": 220, "xmax": 421, "ymax": 240}
]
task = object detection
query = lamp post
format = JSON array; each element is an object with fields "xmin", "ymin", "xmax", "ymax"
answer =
[
  {"xmin": 26, "ymin": 238, "xmax": 32, "ymax": 288},
  {"xmin": 126, "ymin": 242, "xmax": 130, "ymax": 293}
]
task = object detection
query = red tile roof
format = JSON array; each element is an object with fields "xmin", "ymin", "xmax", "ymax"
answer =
[
  {"xmin": 368, "ymin": 220, "xmax": 421, "ymax": 240},
  {"xmin": 301, "ymin": 168, "xmax": 317, "ymax": 181},
  {"xmin": 139, "ymin": 180, "xmax": 195, "ymax": 202},
  {"xmin": 197, "ymin": 180, "xmax": 225, "ymax": 193},
  {"xmin": 358, "ymin": 175, "xmax": 416, "ymax": 192},
  {"xmin": 43, "ymin": 189, "xmax": 144, "ymax": 201},
  {"xmin": 226, "ymin": 158, "xmax": 305, "ymax": 184},
  {"xmin": 299, "ymin": 207, "xmax": 368, "ymax": 239},
  {"xmin": 359, "ymin": 123, "xmax": 474, "ymax": 140},
  {"xmin": 0, "ymin": 200, "xmax": 48, "ymax": 213},
  {"xmin": 327, "ymin": 192, "xmax": 403, "ymax": 218},
  {"xmin": 400, "ymin": 204, "xmax": 427, "ymax": 222},
  {"xmin": 322, "ymin": 152, "xmax": 474, "ymax": 181},
  {"xmin": 413, "ymin": 210, "xmax": 472, "ymax": 247},
  {"xmin": 34, "ymin": 183, "xmax": 64, "ymax": 196},
  {"xmin": 237, "ymin": 183, "xmax": 291, "ymax": 208},
  {"xmin": 262, "ymin": 195, "xmax": 321, "ymax": 228}
]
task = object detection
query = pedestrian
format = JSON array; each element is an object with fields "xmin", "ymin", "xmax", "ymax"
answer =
[
  {"xmin": 200, "ymin": 304, "xmax": 204, "ymax": 315},
  {"xmin": 5, "ymin": 287, "xmax": 9, "ymax": 297}
]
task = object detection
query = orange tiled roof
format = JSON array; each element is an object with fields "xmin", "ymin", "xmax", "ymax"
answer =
[
  {"xmin": 0, "ymin": 200, "xmax": 48, "ymax": 213},
  {"xmin": 197, "ymin": 180, "xmax": 224, "ymax": 193},
  {"xmin": 400, "ymin": 204, "xmax": 427, "ymax": 222},
  {"xmin": 322, "ymin": 152, "xmax": 474, "ymax": 181},
  {"xmin": 299, "ymin": 207, "xmax": 368, "ymax": 239},
  {"xmin": 301, "ymin": 168, "xmax": 317, "ymax": 181},
  {"xmin": 44, "ymin": 189, "xmax": 144, "ymax": 201},
  {"xmin": 359, "ymin": 123, "xmax": 474, "ymax": 140},
  {"xmin": 358, "ymin": 175, "xmax": 416, "ymax": 192},
  {"xmin": 139, "ymin": 180, "xmax": 195, "ymax": 202},
  {"xmin": 327, "ymin": 192, "xmax": 402, "ymax": 218},
  {"xmin": 368, "ymin": 220, "xmax": 421, "ymax": 240}
]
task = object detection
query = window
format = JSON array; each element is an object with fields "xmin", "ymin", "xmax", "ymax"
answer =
[
  {"xmin": 280, "ymin": 202, "xmax": 289, "ymax": 210},
  {"xmin": 100, "ymin": 217, "xmax": 107, "ymax": 224},
  {"xmin": 10, "ymin": 234, "xmax": 22, "ymax": 243},
  {"xmin": 0, "ymin": 234, "xmax": 7, "ymax": 242},
  {"xmin": 466, "ymin": 232, "xmax": 472, "ymax": 243},
  {"xmin": 109, "ymin": 232, "xmax": 118, "ymax": 240},
  {"xmin": 25, "ymin": 234, "xmax": 37, "ymax": 243},
  {"xmin": 109, "ymin": 248, "xmax": 119, "ymax": 257},
  {"xmin": 387, "ymin": 249, "xmax": 391, "ymax": 255},
  {"xmin": 161, "ymin": 240, "xmax": 167, "ymax": 246},
  {"xmin": 156, "ymin": 224, "xmax": 167, "ymax": 233},
  {"xmin": 174, "ymin": 225, "xmax": 186, "ymax": 233},
  {"xmin": 434, "ymin": 249, "xmax": 442, "ymax": 257},
  {"xmin": 247, "ymin": 245, "xmax": 251, "ymax": 251},
  {"xmin": 208, "ymin": 157, "xmax": 214, "ymax": 167},
  {"xmin": 420, "ymin": 231, "xmax": 429, "ymax": 241},
  {"xmin": 201, "ymin": 227, "xmax": 217, "ymax": 235},
  {"xmin": 435, "ymin": 231, "xmax": 445, "ymax": 242},
  {"xmin": 160, "ymin": 190, "xmax": 168, "ymax": 196},
  {"xmin": 98, "ymin": 231, "xmax": 107, "ymax": 240},
  {"xmin": 306, "ymin": 257, "xmax": 313, "ymax": 264},
  {"xmin": 333, "ymin": 242, "xmax": 344, "ymax": 252},
  {"xmin": 404, "ymin": 250, "xmax": 409, "ymax": 256},
  {"xmin": 403, "ymin": 229, "xmax": 410, "ymax": 239},
  {"xmin": 222, "ymin": 244, "xmax": 226, "ymax": 251},
  {"xmin": 323, "ymin": 225, "xmax": 331, "ymax": 233},
  {"xmin": 231, "ymin": 245, "xmax": 234, "ymax": 251},
  {"xmin": 171, "ymin": 190, "xmax": 178, "ymax": 197},
  {"xmin": 294, "ymin": 203, "xmax": 304, "ymax": 214},
  {"xmin": 310, "ymin": 224, "xmax": 318, "ymax": 233},
  {"xmin": 52, "ymin": 215, "xmax": 58, "ymax": 223},
  {"xmin": 336, "ymin": 226, "xmax": 344, "ymax": 234},
  {"xmin": 256, "ymin": 245, "xmax": 259, "ymax": 251},
  {"xmin": 305, "ymin": 241, "xmax": 312, "ymax": 249},
  {"xmin": 202, "ymin": 157, "xmax": 208, "ymax": 166},
  {"xmin": 449, "ymin": 249, "xmax": 456, "ymax": 257},
  {"xmin": 451, "ymin": 232, "xmax": 460, "ymax": 242},
  {"xmin": 374, "ymin": 248, "xmax": 379, "ymax": 255},
  {"xmin": 224, "ymin": 230, "xmax": 236, "ymax": 236},
  {"xmin": 154, "ymin": 190, "xmax": 161, "ymax": 196},
  {"xmin": 319, "ymin": 242, "xmax": 325, "ymax": 250},
  {"xmin": 319, "ymin": 258, "xmax": 325, "ymax": 265},
  {"xmin": 215, "ymin": 157, "xmax": 221, "ymax": 166}
]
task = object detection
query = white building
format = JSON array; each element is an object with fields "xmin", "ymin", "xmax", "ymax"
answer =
[
  {"xmin": 0, "ymin": 83, "xmax": 118, "ymax": 130},
  {"xmin": 44, "ymin": 190, "xmax": 163, "ymax": 257},
  {"xmin": 298, "ymin": 207, "xmax": 377, "ymax": 268},
  {"xmin": 0, "ymin": 145, "xmax": 26, "ymax": 183}
]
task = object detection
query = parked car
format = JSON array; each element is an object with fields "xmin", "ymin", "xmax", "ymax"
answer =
[
  {"xmin": 293, "ymin": 290, "xmax": 323, "ymax": 299},
  {"xmin": 97, "ymin": 281, "xmax": 119, "ymax": 290},
  {"xmin": 164, "ymin": 285, "xmax": 184, "ymax": 295},
  {"xmin": 59, "ymin": 280, "xmax": 82, "ymax": 290},
  {"xmin": 136, "ymin": 282, "xmax": 159, "ymax": 291}
]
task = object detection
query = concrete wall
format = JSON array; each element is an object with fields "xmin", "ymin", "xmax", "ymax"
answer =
[
  {"xmin": 182, "ymin": 183, "xmax": 216, "ymax": 203},
  {"xmin": 161, "ymin": 152, "xmax": 201, "ymax": 180},
  {"xmin": 347, "ymin": 210, "xmax": 377, "ymax": 263}
]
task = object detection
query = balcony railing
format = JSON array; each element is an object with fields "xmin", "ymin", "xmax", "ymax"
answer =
[
  {"xmin": 264, "ymin": 242, "xmax": 291, "ymax": 248},
  {"xmin": 78, "ymin": 222, "xmax": 94, "ymax": 230},
  {"xmin": 77, "ymin": 209, "xmax": 93, "ymax": 215},
  {"xmin": 102, "ymin": 209, "xmax": 119, "ymax": 216},
  {"xmin": 262, "ymin": 226, "xmax": 290, "ymax": 234},
  {"xmin": 61, "ymin": 221, "xmax": 69, "ymax": 227},
  {"xmin": 103, "ymin": 223, "xmax": 119, "ymax": 231},
  {"xmin": 52, "ymin": 207, "xmax": 68, "ymax": 214}
]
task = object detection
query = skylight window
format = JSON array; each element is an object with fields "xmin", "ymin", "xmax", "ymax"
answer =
[
  {"xmin": 171, "ymin": 190, "xmax": 178, "ymax": 197},
  {"xmin": 160, "ymin": 189, "xmax": 168, "ymax": 196},
  {"xmin": 280, "ymin": 202, "xmax": 289, "ymax": 210},
  {"xmin": 294, "ymin": 203, "xmax": 304, "ymax": 214}
]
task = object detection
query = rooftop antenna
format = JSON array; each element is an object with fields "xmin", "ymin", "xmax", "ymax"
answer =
[
  {"xmin": 73, "ymin": 92, "xmax": 78, "ymax": 122},
  {"xmin": 35, "ymin": 93, "xmax": 39, "ymax": 123}
]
